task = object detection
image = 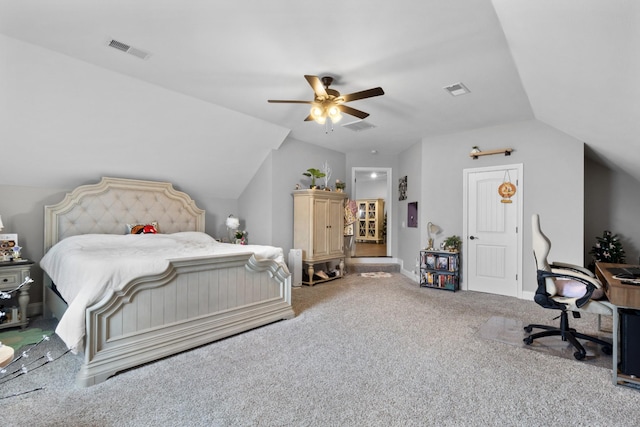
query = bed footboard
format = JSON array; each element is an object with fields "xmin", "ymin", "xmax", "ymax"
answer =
[{"xmin": 77, "ymin": 253, "xmax": 293, "ymax": 387}]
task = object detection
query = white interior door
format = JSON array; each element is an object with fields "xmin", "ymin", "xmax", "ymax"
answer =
[{"xmin": 463, "ymin": 165, "xmax": 522, "ymax": 297}]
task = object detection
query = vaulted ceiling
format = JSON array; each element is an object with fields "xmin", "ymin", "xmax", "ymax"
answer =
[{"xmin": 1, "ymin": 0, "xmax": 638, "ymax": 181}]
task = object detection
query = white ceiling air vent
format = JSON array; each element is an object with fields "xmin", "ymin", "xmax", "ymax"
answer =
[
  {"xmin": 342, "ymin": 120, "xmax": 376, "ymax": 132},
  {"xmin": 107, "ymin": 39, "xmax": 151, "ymax": 60},
  {"xmin": 444, "ymin": 82, "xmax": 470, "ymax": 96}
]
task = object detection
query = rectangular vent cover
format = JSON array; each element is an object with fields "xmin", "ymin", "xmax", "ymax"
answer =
[
  {"xmin": 107, "ymin": 39, "xmax": 151, "ymax": 60},
  {"xmin": 342, "ymin": 120, "xmax": 376, "ymax": 132},
  {"xmin": 444, "ymin": 82, "xmax": 470, "ymax": 96}
]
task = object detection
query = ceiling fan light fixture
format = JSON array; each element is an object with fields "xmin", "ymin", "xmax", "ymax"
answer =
[
  {"xmin": 269, "ymin": 75, "xmax": 384, "ymax": 127},
  {"xmin": 327, "ymin": 105, "xmax": 342, "ymax": 123},
  {"xmin": 310, "ymin": 105, "xmax": 324, "ymax": 121}
]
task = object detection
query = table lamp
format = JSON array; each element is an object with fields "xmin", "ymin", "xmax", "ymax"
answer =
[{"xmin": 427, "ymin": 221, "xmax": 441, "ymax": 250}]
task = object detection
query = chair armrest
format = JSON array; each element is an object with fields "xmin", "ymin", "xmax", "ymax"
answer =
[
  {"xmin": 550, "ymin": 261, "xmax": 594, "ymax": 277},
  {"xmin": 549, "ymin": 268, "xmax": 602, "ymax": 289}
]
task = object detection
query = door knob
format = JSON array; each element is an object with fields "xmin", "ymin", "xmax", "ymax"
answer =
[{"xmin": 469, "ymin": 236, "xmax": 479, "ymax": 240}]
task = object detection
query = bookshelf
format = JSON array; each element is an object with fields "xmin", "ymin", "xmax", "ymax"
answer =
[{"xmin": 419, "ymin": 250, "xmax": 459, "ymax": 291}]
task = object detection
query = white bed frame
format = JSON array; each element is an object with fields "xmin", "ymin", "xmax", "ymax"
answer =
[{"xmin": 43, "ymin": 177, "xmax": 294, "ymax": 387}]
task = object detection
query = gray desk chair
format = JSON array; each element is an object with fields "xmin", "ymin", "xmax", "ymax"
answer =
[{"xmin": 523, "ymin": 214, "xmax": 613, "ymax": 360}]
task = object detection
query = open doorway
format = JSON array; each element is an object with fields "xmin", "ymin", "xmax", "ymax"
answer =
[{"xmin": 350, "ymin": 167, "xmax": 392, "ymax": 257}]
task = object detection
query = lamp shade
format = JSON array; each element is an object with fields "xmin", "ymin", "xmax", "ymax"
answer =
[{"xmin": 225, "ymin": 215, "xmax": 240, "ymax": 230}]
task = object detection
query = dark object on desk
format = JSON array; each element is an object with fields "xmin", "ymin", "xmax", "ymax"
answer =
[
  {"xmin": 608, "ymin": 267, "xmax": 640, "ymax": 279},
  {"xmin": 620, "ymin": 309, "xmax": 640, "ymax": 377}
]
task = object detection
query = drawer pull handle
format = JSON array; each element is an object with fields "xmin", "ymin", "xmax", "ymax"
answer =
[{"xmin": 2, "ymin": 278, "xmax": 7, "ymax": 283}]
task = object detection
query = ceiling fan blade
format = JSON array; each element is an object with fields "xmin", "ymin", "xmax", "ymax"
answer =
[
  {"xmin": 268, "ymin": 100, "xmax": 313, "ymax": 104},
  {"xmin": 304, "ymin": 75, "xmax": 328, "ymax": 98},
  {"xmin": 338, "ymin": 105, "xmax": 370, "ymax": 119},
  {"xmin": 341, "ymin": 87, "xmax": 384, "ymax": 103}
]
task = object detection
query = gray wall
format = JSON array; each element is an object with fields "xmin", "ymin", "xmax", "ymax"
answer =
[
  {"xmin": 585, "ymin": 157, "xmax": 640, "ymax": 266},
  {"xmin": 396, "ymin": 142, "xmax": 423, "ymax": 275},
  {"xmin": 238, "ymin": 137, "xmax": 346, "ymax": 255},
  {"xmin": 414, "ymin": 119, "xmax": 585, "ymax": 294},
  {"xmin": 354, "ymin": 177, "xmax": 387, "ymax": 201}
]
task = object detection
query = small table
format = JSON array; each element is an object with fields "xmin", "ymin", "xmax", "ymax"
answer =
[
  {"xmin": 0, "ymin": 260, "xmax": 33, "ymax": 330},
  {"xmin": 595, "ymin": 262, "xmax": 640, "ymax": 388},
  {"xmin": 0, "ymin": 344, "xmax": 14, "ymax": 368}
]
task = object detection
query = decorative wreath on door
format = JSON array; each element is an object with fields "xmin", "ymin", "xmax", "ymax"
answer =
[{"xmin": 498, "ymin": 171, "xmax": 516, "ymax": 203}]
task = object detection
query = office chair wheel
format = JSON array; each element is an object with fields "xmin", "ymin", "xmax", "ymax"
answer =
[
  {"xmin": 524, "ymin": 326, "xmax": 533, "ymax": 333},
  {"xmin": 523, "ymin": 336, "xmax": 534, "ymax": 345},
  {"xmin": 602, "ymin": 345, "xmax": 612, "ymax": 355},
  {"xmin": 573, "ymin": 351, "xmax": 586, "ymax": 360}
]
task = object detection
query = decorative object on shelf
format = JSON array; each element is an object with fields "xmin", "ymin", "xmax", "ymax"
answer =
[
  {"xmin": 233, "ymin": 230, "xmax": 248, "ymax": 245},
  {"xmin": 498, "ymin": 170, "xmax": 517, "ymax": 203},
  {"xmin": 322, "ymin": 161, "xmax": 332, "ymax": 189},
  {"xmin": 11, "ymin": 246, "xmax": 21, "ymax": 260},
  {"xmin": 588, "ymin": 230, "xmax": 626, "ymax": 270},
  {"xmin": 302, "ymin": 168, "xmax": 326, "ymax": 189},
  {"xmin": 225, "ymin": 215, "xmax": 240, "ymax": 243},
  {"xmin": 335, "ymin": 179, "xmax": 346, "ymax": 192},
  {"xmin": 399, "ymin": 176, "xmax": 407, "ymax": 201},
  {"xmin": 426, "ymin": 222, "xmax": 441, "ymax": 250},
  {"xmin": 470, "ymin": 147, "xmax": 513, "ymax": 159},
  {"xmin": 443, "ymin": 235, "xmax": 462, "ymax": 252}
]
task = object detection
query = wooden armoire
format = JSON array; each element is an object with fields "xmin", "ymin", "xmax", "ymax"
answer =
[{"xmin": 293, "ymin": 189, "xmax": 347, "ymax": 285}]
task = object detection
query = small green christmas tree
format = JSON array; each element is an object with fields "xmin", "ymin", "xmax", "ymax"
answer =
[{"xmin": 589, "ymin": 230, "xmax": 626, "ymax": 269}]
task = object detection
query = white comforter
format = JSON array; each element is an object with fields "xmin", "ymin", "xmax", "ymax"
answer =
[{"xmin": 40, "ymin": 232, "xmax": 285, "ymax": 352}]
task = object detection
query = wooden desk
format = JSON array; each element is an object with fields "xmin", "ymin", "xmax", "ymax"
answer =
[{"xmin": 595, "ymin": 262, "xmax": 640, "ymax": 388}]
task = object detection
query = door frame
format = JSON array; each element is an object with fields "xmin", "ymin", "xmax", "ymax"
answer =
[
  {"xmin": 462, "ymin": 163, "xmax": 524, "ymax": 298},
  {"xmin": 352, "ymin": 167, "xmax": 392, "ymax": 257}
]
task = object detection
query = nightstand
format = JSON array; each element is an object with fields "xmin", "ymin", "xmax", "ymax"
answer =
[{"xmin": 0, "ymin": 260, "xmax": 33, "ymax": 330}]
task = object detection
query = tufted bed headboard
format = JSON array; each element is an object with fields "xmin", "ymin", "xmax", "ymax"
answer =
[{"xmin": 44, "ymin": 177, "xmax": 205, "ymax": 253}]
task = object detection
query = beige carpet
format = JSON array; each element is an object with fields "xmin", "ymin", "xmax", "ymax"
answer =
[{"xmin": 3, "ymin": 273, "xmax": 639, "ymax": 426}]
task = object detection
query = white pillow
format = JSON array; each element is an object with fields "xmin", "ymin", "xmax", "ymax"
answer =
[{"xmin": 554, "ymin": 278, "xmax": 604, "ymax": 299}]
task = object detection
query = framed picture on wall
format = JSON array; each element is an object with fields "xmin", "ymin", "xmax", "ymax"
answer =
[
  {"xmin": 408, "ymin": 202, "xmax": 418, "ymax": 227},
  {"xmin": 399, "ymin": 176, "xmax": 407, "ymax": 200}
]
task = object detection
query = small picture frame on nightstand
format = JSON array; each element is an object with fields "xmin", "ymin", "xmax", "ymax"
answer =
[{"xmin": 0, "ymin": 233, "xmax": 18, "ymax": 260}]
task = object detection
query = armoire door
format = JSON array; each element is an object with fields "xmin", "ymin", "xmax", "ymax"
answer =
[
  {"xmin": 327, "ymin": 198, "xmax": 344, "ymax": 256},
  {"xmin": 313, "ymin": 198, "xmax": 330, "ymax": 257}
]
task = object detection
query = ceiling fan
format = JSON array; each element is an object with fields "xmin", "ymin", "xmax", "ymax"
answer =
[{"xmin": 268, "ymin": 75, "xmax": 384, "ymax": 124}]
